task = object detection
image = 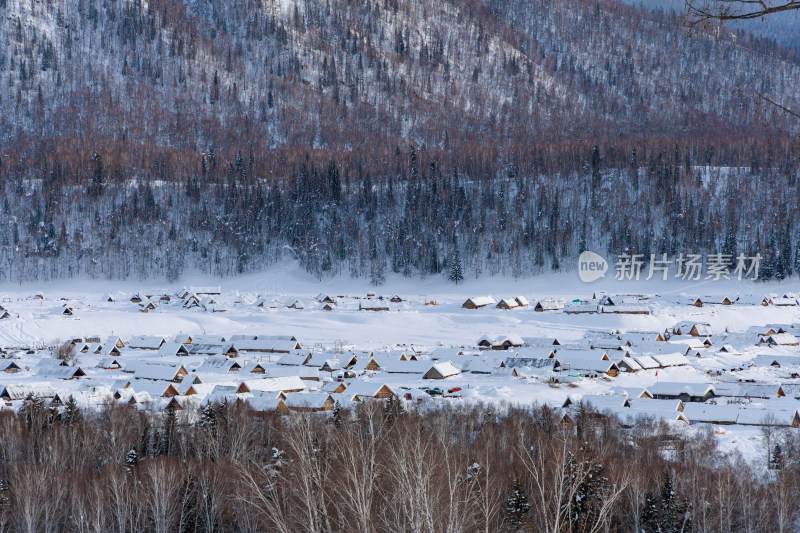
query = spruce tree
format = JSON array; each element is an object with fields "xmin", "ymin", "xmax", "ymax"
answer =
[
  {"xmin": 163, "ymin": 406, "xmax": 178, "ymax": 456},
  {"xmin": 641, "ymin": 470, "xmax": 690, "ymax": 533},
  {"xmin": 22, "ymin": 394, "xmax": 49, "ymax": 432},
  {"xmin": 331, "ymin": 400, "xmax": 344, "ymax": 429},
  {"xmin": 61, "ymin": 395, "xmax": 82, "ymax": 425},
  {"xmin": 770, "ymin": 444, "xmax": 783, "ymax": 470},
  {"xmin": 561, "ymin": 451, "xmax": 607, "ymax": 532},
  {"xmin": 0, "ymin": 477, "xmax": 9, "ymax": 525},
  {"xmin": 448, "ymin": 245, "xmax": 464, "ymax": 284},
  {"xmin": 200, "ymin": 404, "xmax": 216, "ymax": 427},
  {"xmin": 506, "ymin": 474, "xmax": 531, "ymax": 531},
  {"xmin": 125, "ymin": 445, "xmax": 139, "ymax": 476},
  {"xmin": 384, "ymin": 394, "xmax": 406, "ymax": 423}
]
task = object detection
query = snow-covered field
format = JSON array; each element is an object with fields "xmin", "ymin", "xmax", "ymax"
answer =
[{"xmin": 1, "ymin": 262, "xmax": 799, "ymax": 466}]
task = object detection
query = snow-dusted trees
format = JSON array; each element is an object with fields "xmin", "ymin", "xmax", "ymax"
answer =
[
  {"xmin": 640, "ymin": 471, "xmax": 691, "ymax": 533},
  {"xmin": 2, "ymin": 138, "xmax": 800, "ymax": 284},
  {"xmin": 0, "ymin": 402, "xmax": 796, "ymax": 531},
  {"xmin": 505, "ymin": 474, "xmax": 531, "ymax": 531}
]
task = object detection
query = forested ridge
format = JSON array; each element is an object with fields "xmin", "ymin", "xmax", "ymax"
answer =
[{"xmin": 1, "ymin": 0, "xmax": 799, "ymax": 282}]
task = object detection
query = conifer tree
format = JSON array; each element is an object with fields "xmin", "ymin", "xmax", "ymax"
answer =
[
  {"xmin": 770, "ymin": 444, "xmax": 784, "ymax": 470},
  {"xmin": 641, "ymin": 470, "xmax": 690, "ymax": 533},
  {"xmin": 125, "ymin": 445, "xmax": 139, "ymax": 476},
  {"xmin": 61, "ymin": 395, "xmax": 82, "ymax": 425},
  {"xmin": 561, "ymin": 451, "xmax": 607, "ymax": 532},
  {"xmin": 505, "ymin": 474, "xmax": 531, "ymax": 531},
  {"xmin": 384, "ymin": 394, "xmax": 406, "ymax": 423},
  {"xmin": 448, "ymin": 244, "xmax": 464, "ymax": 284},
  {"xmin": 331, "ymin": 400, "xmax": 344, "ymax": 429}
]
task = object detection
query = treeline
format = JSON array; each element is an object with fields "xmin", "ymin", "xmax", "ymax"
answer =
[
  {"xmin": 0, "ymin": 137, "xmax": 799, "ymax": 284},
  {"xmin": 0, "ymin": 397, "xmax": 797, "ymax": 532}
]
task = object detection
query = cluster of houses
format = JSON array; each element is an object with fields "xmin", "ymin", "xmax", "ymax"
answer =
[
  {"xmin": 255, "ymin": 293, "xmax": 406, "ymax": 312},
  {"xmin": 123, "ymin": 286, "xmax": 227, "ymax": 313},
  {"xmin": 462, "ymin": 292, "xmax": 651, "ymax": 315},
  {"xmin": 462, "ymin": 296, "xmax": 530, "ymax": 310},
  {"xmin": 461, "ymin": 291, "xmax": 800, "ymax": 315},
  {"xmin": 3, "ymin": 287, "xmax": 800, "ymax": 432},
  {"xmin": 13, "ymin": 289, "xmax": 798, "ymax": 322},
  {"xmin": 118, "ymin": 289, "xmax": 800, "ymax": 315},
  {"xmin": 561, "ymin": 381, "xmax": 800, "ymax": 428},
  {"xmin": 29, "ymin": 288, "xmax": 413, "ymax": 316},
  {"xmin": 549, "ymin": 321, "xmax": 800, "ymax": 428},
  {"xmin": 0, "ymin": 313, "xmax": 798, "ymax": 430},
  {"xmin": 0, "ymin": 332, "xmax": 477, "ymax": 413}
]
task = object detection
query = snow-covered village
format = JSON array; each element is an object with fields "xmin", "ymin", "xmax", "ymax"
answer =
[
  {"xmin": 3, "ymin": 273, "xmax": 800, "ymax": 441},
  {"xmin": 4, "ymin": 271, "xmax": 800, "ymax": 529}
]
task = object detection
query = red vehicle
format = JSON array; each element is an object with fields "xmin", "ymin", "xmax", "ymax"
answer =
[{"xmin": 447, "ymin": 387, "xmax": 462, "ymax": 394}]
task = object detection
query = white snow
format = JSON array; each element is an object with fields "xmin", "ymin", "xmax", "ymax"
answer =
[{"xmin": 0, "ymin": 263, "xmax": 800, "ymax": 467}]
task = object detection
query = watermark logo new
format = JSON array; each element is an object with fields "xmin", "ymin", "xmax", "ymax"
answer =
[{"xmin": 578, "ymin": 251, "xmax": 608, "ymax": 283}]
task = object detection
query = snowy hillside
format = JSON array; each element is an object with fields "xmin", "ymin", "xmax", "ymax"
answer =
[{"xmin": 0, "ymin": 0, "xmax": 799, "ymax": 283}]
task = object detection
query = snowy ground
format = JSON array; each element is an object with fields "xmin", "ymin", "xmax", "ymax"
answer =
[
  {"xmin": 2, "ymin": 261, "xmax": 797, "ymax": 346},
  {"xmin": 1, "ymin": 261, "xmax": 799, "ymax": 467}
]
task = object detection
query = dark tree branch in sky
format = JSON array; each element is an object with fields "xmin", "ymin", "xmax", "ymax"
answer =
[
  {"xmin": 686, "ymin": 1, "xmax": 800, "ymax": 118},
  {"xmin": 686, "ymin": 0, "xmax": 800, "ymax": 23},
  {"xmin": 753, "ymin": 89, "xmax": 800, "ymax": 119}
]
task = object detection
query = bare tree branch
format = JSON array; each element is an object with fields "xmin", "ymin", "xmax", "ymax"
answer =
[
  {"xmin": 684, "ymin": 1, "xmax": 800, "ymax": 119},
  {"xmin": 686, "ymin": 0, "xmax": 800, "ymax": 23},
  {"xmin": 754, "ymin": 89, "xmax": 800, "ymax": 119}
]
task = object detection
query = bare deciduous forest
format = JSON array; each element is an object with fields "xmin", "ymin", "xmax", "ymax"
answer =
[{"xmin": 0, "ymin": 398, "xmax": 797, "ymax": 532}]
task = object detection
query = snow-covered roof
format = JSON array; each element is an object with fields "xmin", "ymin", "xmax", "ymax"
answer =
[
  {"xmin": 157, "ymin": 342, "xmax": 188, "ymax": 357},
  {"xmin": 503, "ymin": 357, "xmax": 556, "ymax": 370},
  {"xmin": 374, "ymin": 360, "xmax": 427, "ymax": 374},
  {"xmin": 632, "ymin": 356, "xmax": 659, "ymax": 369},
  {"xmin": 197, "ymin": 356, "xmax": 242, "ymax": 372},
  {"xmin": 651, "ymin": 353, "xmax": 690, "ymax": 367},
  {"xmin": 563, "ymin": 300, "xmax": 597, "ymax": 313},
  {"xmin": 600, "ymin": 303, "xmax": 650, "ymax": 314},
  {"xmin": 565, "ymin": 394, "xmax": 629, "ymax": 411},
  {"xmin": 682, "ymin": 404, "xmax": 738, "ymax": 424},
  {"xmin": 650, "ymin": 382, "xmax": 714, "ymax": 397},
  {"xmin": 36, "ymin": 365, "xmax": 85, "ymax": 379},
  {"xmin": 244, "ymin": 376, "xmax": 307, "ymax": 393},
  {"xmin": 464, "ymin": 296, "xmax": 496, "ymax": 308},
  {"xmin": 536, "ymin": 299, "xmax": 565, "ymax": 311},
  {"xmin": 124, "ymin": 380, "xmax": 179, "ymax": 398},
  {"xmin": 186, "ymin": 343, "xmax": 232, "ymax": 356},
  {"xmin": 245, "ymin": 395, "xmax": 286, "ymax": 412},
  {"xmin": 235, "ymin": 339, "xmax": 301, "ymax": 353},
  {"xmin": 127, "ymin": 335, "xmax": 167, "ymax": 349},
  {"xmin": 1, "ymin": 382, "xmax": 55, "ymax": 400},
  {"xmin": 762, "ymin": 333, "xmax": 799, "ymax": 345},
  {"xmin": 424, "ymin": 361, "xmax": 461, "ymax": 379},
  {"xmin": 283, "ymin": 392, "xmax": 333, "ymax": 409},
  {"xmin": 342, "ymin": 382, "xmax": 394, "ymax": 399},
  {"xmin": 129, "ymin": 362, "xmax": 186, "ymax": 382},
  {"xmin": 713, "ymin": 383, "xmax": 783, "ymax": 399}
]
